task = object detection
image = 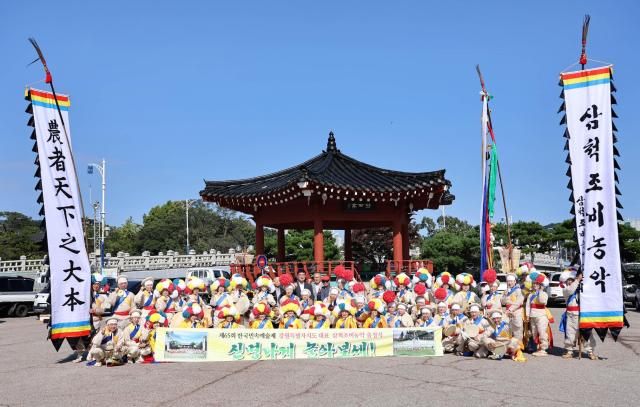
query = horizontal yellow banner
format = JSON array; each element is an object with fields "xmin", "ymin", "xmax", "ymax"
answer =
[{"xmin": 154, "ymin": 327, "xmax": 442, "ymax": 362}]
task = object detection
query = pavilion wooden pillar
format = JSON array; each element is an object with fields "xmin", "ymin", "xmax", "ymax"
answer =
[
  {"xmin": 401, "ymin": 221, "xmax": 410, "ymax": 261},
  {"xmin": 314, "ymin": 216, "xmax": 324, "ymax": 268},
  {"xmin": 255, "ymin": 222, "xmax": 265, "ymax": 255},
  {"xmin": 277, "ymin": 228, "xmax": 286, "ymax": 262},
  {"xmin": 392, "ymin": 218, "xmax": 403, "ymax": 263},
  {"xmin": 344, "ymin": 228, "xmax": 352, "ymax": 261}
]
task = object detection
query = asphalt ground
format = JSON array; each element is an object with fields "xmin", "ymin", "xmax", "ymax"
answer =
[{"xmin": 1, "ymin": 306, "xmax": 639, "ymax": 407}]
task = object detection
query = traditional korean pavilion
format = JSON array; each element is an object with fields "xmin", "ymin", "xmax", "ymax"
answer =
[{"xmin": 200, "ymin": 132, "xmax": 454, "ymax": 269}]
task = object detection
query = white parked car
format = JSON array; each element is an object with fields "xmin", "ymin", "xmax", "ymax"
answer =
[
  {"xmin": 547, "ymin": 272, "xmax": 564, "ymax": 304},
  {"xmin": 186, "ymin": 267, "xmax": 231, "ymax": 286}
]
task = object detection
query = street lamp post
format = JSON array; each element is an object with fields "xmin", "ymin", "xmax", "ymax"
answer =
[
  {"xmin": 88, "ymin": 159, "xmax": 106, "ymax": 273},
  {"xmin": 185, "ymin": 199, "xmax": 195, "ymax": 254}
]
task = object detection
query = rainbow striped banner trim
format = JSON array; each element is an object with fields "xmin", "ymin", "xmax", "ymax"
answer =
[
  {"xmin": 26, "ymin": 88, "xmax": 71, "ymax": 111},
  {"xmin": 51, "ymin": 320, "xmax": 91, "ymax": 339},
  {"xmin": 579, "ymin": 311, "xmax": 624, "ymax": 329},
  {"xmin": 561, "ymin": 66, "xmax": 612, "ymax": 90}
]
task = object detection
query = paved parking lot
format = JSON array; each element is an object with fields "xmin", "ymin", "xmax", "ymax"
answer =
[{"xmin": 1, "ymin": 307, "xmax": 639, "ymax": 407}]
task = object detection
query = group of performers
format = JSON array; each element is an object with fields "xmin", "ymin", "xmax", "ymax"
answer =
[{"xmin": 85, "ymin": 264, "xmax": 597, "ymax": 365}]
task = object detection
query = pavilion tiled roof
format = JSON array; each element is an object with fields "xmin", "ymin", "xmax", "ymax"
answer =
[{"xmin": 200, "ymin": 132, "xmax": 454, "ymax": 206}]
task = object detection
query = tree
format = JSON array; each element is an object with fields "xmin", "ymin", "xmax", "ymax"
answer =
[
  {"xmin": 134, "ymin": 201, "xmax": 255, "ymax": 255},
  {"xmin": 419, "ymin": 216, "xmax": 480, "ymax": 274},
  {"xmin": 105, "ymin": 217, "xmax": 141, "ymax": 254},
  {"xmin": 505, "ymin": 221, "xmax": 551, "ymax": 264},
  {"xmin": 351, "ymin": 222, "xmax": 422, "ymax": 265},
  {"xmin": 619, "ymin": 222, "xmax": 640, "ymax": 263},
  {"xmin": 0, "ymin": 212, "xmax": 45, "ymax": 259},
  {"xmin": 282, "ymin": 230, "xmax": 341, "ymax": 262}
]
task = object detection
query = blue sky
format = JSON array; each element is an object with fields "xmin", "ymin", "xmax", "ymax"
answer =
[{"xmin": 1, "ymin": 1, "xmax": 638, "ymax": 228}]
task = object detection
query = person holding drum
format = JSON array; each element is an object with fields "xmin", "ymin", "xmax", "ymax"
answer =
[
  {"xmin": 456, "ymin": 304, "xmax": 491, "ymax": 357},
  {"xmin": 390, "ymin": 303, "xmax": 414, "ymax": 328},
  {"xmin": 89, "ymin": 317, "xmax": 124, "ymax": 366},
  {"xmin": 441, "ymin": 304, "xmax": 465, "ymax": 353},
  {"xmin": 501, "ymin": 274, "xmax": 525, "ymax": 344},
  {"xmin": 482, "ymin": 311, "xmax": 520, "ymax": 360},
  {"xmin": 118, "ymin": 309, "xmax": 143, "ymax": 363}
]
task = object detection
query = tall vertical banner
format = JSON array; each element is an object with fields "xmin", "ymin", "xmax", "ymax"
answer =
[
  {"xmin": 559, "ymin": 66, "xmax": 624, "ymax": 340},
  {"xmin": 26, "ymin": 88, "xmax": 91, "ymax": 345}
]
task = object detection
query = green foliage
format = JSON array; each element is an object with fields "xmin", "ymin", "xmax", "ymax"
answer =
[
  {"xmin": 132, "ymin": 201, "xmax": 255, "ymax": 254},
  {"xmin": 619, "ymin": 222, "xmax": 640, "ymax": 263},
  {"xmin": 0, "ymin": 212, "xmax": 45, "ymax": 259},
  {"xmin": 282, "ymin": 230, "xmax": 340, "ymax": 261},
  {"xmin": 419, "ymin": 216, "xmax": 480, "ymax": 274},
  {"xmin": 105, "ymin": 217, "xmax": 141, "ymax": 254}
]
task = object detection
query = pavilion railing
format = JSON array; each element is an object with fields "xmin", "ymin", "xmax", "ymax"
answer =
[
  {"xmin": 385, "ymin": 260, "xmax": 434, "ymax": 278},
  {"xmin": 230, "ymin": 261, "xmax": 359, "ymax": 284}
]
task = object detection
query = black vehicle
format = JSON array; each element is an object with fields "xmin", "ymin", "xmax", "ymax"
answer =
[{"xmin": 0, "ymin": 275, "xmax": 36, "ymax": 317}]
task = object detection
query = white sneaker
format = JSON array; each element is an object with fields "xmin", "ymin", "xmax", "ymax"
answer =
[
  {"xmin": 95, "ymin": 362, "xmax": 102, "ymax": 367},
  {"xmin": 533, "ymin": 350, "xmax": 548, "ymax": 357},
  {"xmin": 73, "ymin": 356, "xmax": 84, "ymax": 363}
]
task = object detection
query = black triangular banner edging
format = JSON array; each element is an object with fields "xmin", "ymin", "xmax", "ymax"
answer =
[
  {"xmin": 557, "ymin": 102, "xmax": 566, "ymax": 113},
  {"xmin": 617, "ymin": 211, "xmax": 624, "ymax": 221},
  {"xmin": 559, "ymin": 115, "xmax": 567, "ymax": 125}
]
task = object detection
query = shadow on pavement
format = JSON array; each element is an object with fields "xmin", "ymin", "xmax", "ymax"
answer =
[{"xmin": 56, "ymin": 353, "xmax": 80, "ymax": 364}]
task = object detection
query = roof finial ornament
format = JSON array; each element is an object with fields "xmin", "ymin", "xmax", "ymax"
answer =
[{"xmin": 327, "ymin": 131, "xmax": 338, "ymax": 153}]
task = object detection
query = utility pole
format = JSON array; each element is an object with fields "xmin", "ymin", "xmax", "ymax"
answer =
[{"xmin": 88, "ymin": 159, "xmax": 106, "ymax": 273}]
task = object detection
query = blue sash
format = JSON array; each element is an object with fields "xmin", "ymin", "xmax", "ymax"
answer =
[
  {"xmin": 290, "ymin": 294, "xmax": 298, "ymax": 301},
  {"xmin": 466, "ymin": 291, "xmax": 472, "ymax": 302},
  {"xmin": 214, "ymin": 293, "xmax": 228, "ymax": 308},
  {"xmin": 486, "ymin": 293, "xmax": 494, "ymax": 302},
  {"xmin": 394, "ymin": 319, "xmax": 401, "ymax": 328},
  {"xmin": 559, "ymin": 291, "xmax": 578, "ymax": 335},
  {"xmin": 355, "ymin": 308, "xmax": 365, "ymax": 318},
  {"xmin": 398, "ymin": 289, "xmax": 405, "ymax": 298},
  {"xmin": 473, "ymin": 316, "xmax": 483, "ymax": 326},
  {"xmin": 315, "ymin": 319, "xmax": 326, "ymax": 329},
  {"xmin": 506, "ymin": 286, "xmax": 519, "ymax": 297},
  {"xmin": 258, "ymin": 318, "xmax": 269, "ymax": 329},
  {"xmin": 143, "ymin": 292, "xmax": 153, "ymax": 307},
  {"xmin": 113, "ymin": 290, "xmax": 129, "ymax": 310},
  {"xmin": 420, "ymin": 318, "xmax": 433, "ymax": 327},
  {"xmin": 101, "ymin": 334, "xmax": 113, "ymax": 345},
  {"xmin": 387, "ymin": 315, "xmax": 393, "ymax": 325},
  {"xmin": 285, "ymin": 316, "xmax": 296, "ymax": 329},
  {"xmin": 165, "ymin": 297, "xmax": 173, "ymax": 310},
  {"xmin": 371, "ymin": 316, "xmax": 380, "ymax": 328},
  {"xmin": 529, "ymin": 292, "xmax": 539, "ymax": 305},
  {"xmin": 129, "ymin": 324, "xmax": 140, "ymax": 340},
  {"xmin": 226, "ymin": 322, "xmax": 234, "ymax": 329},
  {"xmin": 492, "ymin": 322, "xmax": 506, "ymax": 339}
]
